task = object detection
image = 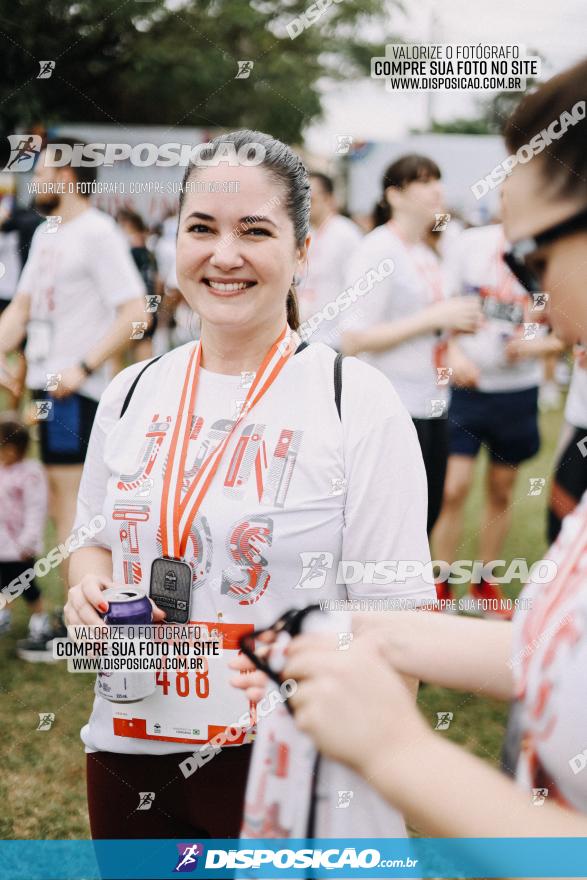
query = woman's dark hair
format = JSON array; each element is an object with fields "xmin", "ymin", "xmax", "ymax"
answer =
[
  {"xmin": 44, "ymin": 136, "xmax": 98, "ymax": 193},
  {"xmin": 373, "ymin": 154, "xmax": 442, "ymax": 227},
  {"xmin": 309, "ymin": 171, "xmax": 334, "ymax": 196},
  {"xmin": 504, "ymin": 58, "xmax": 587, "ymax": 200},
  {"xmin": 0, "ymin": 412, "xmax": 29, "ymax": 459},
  {"xmin": 116, "ymin": 208, "xmax": 147, "ymax": 233},
  {"xmin": 179, "ymin": 129, "xmax": 311, "ymax": 331}
]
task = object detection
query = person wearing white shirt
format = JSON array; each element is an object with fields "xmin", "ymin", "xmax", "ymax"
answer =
[
  {"xmin": 64, "ymin": 129, "xmax": 434, "ymax": 843},
  {"xmin": 297, "ymin": 172, "xmax": 362, "ymax": 350},
  {"xmin": 280, "ymin": 60, "xmax": 587, "ymax": 850},
  {"xmin": 341, "ymin": 154, "xmax": 482, "ymax": 533},
  {"xmin": 0, "ymin": 137, "xmax": 147, "ymax": 621},
  {"xmin": 433, "ymin": 222, "xmax": 563, "ymax": 617}
]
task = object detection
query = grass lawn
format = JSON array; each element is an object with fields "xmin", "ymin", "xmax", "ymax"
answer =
[{"xmin": 0, "ymin": 403, "xmax": 564, "ymax": 839}]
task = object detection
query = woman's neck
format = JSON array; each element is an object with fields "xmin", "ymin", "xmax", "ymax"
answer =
[
  {"xmin": 389, "ymin": 213, "xmax": 428, "ymax": 244},
  {"xmin": 199, "ymin": 319, "xmax": 292, "ymax": 375}
]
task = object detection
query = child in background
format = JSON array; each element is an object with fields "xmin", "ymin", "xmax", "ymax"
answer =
[{"xmin": 0, "ymin": 412, "xmax": 53, "ymax": 661}]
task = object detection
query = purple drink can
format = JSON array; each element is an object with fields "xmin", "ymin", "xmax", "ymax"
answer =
[
  {"xmin": 102, "ymin": 587, "xmax": 152, "ymax": 627},
  {"xmin": 95, "ymin": 587, "xmax": 156, "ymax": 704}
]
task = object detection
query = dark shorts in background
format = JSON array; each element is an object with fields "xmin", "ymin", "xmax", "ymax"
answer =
[
  {"xmin": 448, "ymin": 385, "xmax": 540, "ymax": 466},
  {"xmin": 30, "ymin": 390, "xmax": 98, "ymax": 465},
  {"xmin": 0, "ymin": 558, "xmax": 41, "ymax": 603}
]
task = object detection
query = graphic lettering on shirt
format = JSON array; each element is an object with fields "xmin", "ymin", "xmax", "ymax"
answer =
[
  {"xmin": 117, "ymin": 413, "xmax": 172, "ymax": 492},
  {"xmin": 114, "ymin": 413, "xmax": 172, "ymax": 584},
  {"xmin": 182, "ymin": 417, "xmax": 233, "ymax": 490},
  {"xmin": 224, "ymin": 423, "xmax": 267, "ymax": 500},
  {"xmin": 262, "ymin": 429, "xmax": 304, "ymax": 508},
  {"xmin": 522, "ymin": 560, "xmax": 584, "ymax": 743},
  {"xmin": 119, "ymin": 520, "xmax": 142, "ymax": 585},
  {"xmin": 241, "ymin": 729, "xmax": 290, "ymax": 837},
  {"xmin": 155, "ymin": 515, "xmax": 213, "ymax": 591},
  {"xmin": 221, "ymin": 514, "xmax": 274, "ymax": 605},
  {"xmin": 515, "ymin": 504, "xmax": 587, "ymax": 802},
  {"xmin": 112, "ymin": 412, "xmax": 302, "ymax": 597}
]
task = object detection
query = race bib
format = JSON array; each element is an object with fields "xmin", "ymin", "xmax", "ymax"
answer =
[{"xmin": 112, "ymin": 620, "xmax": 254, "ymax": 744}]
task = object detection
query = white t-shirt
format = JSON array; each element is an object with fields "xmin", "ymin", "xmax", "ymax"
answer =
[
  {"xmin": 73, "ymin": 340, "xmax": 434, "ymax": 754},
  {"xmin": 0, "ymin": 230, "xmax": 21, "ymax": 301},
  {"xmin": 18, "ymin": 208, "xmax": 146, "ymax": 400},
  {"xmin": 447, "ymin": 224, "xmax": 543, "ymax": 393},
  {"xmin": 512, "ymin": 490, "xmax": 587, "ymax": 812},
  {"xmin": 565, "ymin": 358, "xmax": 587, "ymax": 430},
  {"xmin": 343, "ymin": 224, "xmax": 450, "ymax": 420},
  {"xmin": 298, "ymin": 214, "xmax": 363, "ymax": 349}
]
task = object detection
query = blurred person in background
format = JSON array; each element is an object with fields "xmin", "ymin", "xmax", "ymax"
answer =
[
  {"xmin": 341, "ymin": 155, "xmax": 482, "ymax": 533},
  {"xmin": 0, "ymin": 197, "xmax": 23, "ymax": 408},
  {"xmin": 116, "ymin": 208, "xmax": 159, "ymax": 362},
  {"xmin": 547, "ymin": 346, "xmax": 587, "ymax": 542},
  {"xmin": 433, "ymin": 221, "xmax": 563, "ymax": 617},
  {"xmin": 296, "ymin": 172, "xmax": 362, "ymax": 350},
  {"xmin": 0, "ymin": 412, "xmax": 53, "ymax": 660},
  {"xmin": 0, "ymin": 178, "xmax": 43, "ymax": 406},
  {"xmin": 275, "ymin": 59, "xmax": 587, "ymax": 845},
  {"xmin": 0, "ymin": 137, "xmax": 146, "ymax": 615}
]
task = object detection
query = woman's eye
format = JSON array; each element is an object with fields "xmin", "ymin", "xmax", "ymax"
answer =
[
  {"xmin": 187, "ymin": 223, "xmax": 212, "ymax": 233},
  {"xmin": 243, "ymin": 227, "xmax": 271, "ymax": 237}
]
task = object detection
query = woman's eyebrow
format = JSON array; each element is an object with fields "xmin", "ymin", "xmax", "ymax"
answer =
[
  {"xmin": 185, "ymin": 212, "xmax": 215, "ymax": 221},
  {"xmin": 239, "ymin": 215, "xmax": 277, "ymax": 228}
]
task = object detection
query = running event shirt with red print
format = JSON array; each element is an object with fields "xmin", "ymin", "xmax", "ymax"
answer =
[
  {"xmin": 73, "ymin": 340, "xmax": 435, "ymax": 755},
  {"xmin": 446, "ymin": 223, "xmax": 544, "ymax": 393},
  {"xmin": 511, "ymin": 490, "xmax": 587, "ymax": 811}
]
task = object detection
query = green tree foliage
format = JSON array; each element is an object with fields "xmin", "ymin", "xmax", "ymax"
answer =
[{"xmin": 0, "ymin": 0, "xmax": 393, "ymax": 143}]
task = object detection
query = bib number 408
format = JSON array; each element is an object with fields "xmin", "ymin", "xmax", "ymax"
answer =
[{"xmin": 156, "ymin": 661, "xmax": 210, "ymax": 698}]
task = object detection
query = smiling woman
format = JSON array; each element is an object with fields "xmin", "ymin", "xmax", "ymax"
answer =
[
  {"xmin": 175, "ymin": 130, "xmax": 308, "ymax": 372},
  {"xmin": 64, "ymin": 128, "xmax": 434, "ymax": 847}
]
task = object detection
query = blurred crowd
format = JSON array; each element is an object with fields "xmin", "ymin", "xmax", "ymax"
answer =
[{"xmin": 0, "ymin": 136, "xmax": 585, "ymax": 662}]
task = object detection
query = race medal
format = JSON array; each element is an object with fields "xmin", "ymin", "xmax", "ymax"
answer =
[{"xmin": 149, "ymin": 557, "xmax": 193, "ymax": 623}]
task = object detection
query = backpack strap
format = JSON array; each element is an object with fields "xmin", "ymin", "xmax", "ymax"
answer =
[
  {"xmin": 334, "ymin": 352, "xmax": 344, "ymax": 420},
  {"xmin": 118, "ymin": 343, "xmax": 344, "ymax": 422},
  {"xmin": 119, "ymin": 356, "xmax": 163, "ymax": 418}
]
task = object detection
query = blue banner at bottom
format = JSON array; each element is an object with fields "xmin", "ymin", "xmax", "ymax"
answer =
[{"xmin": 1, "ymin": 838, "xmax": 587, "ymax": 879}]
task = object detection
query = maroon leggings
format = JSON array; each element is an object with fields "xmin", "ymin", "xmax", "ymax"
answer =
[{"xmin": 86, "ymin": 745, "xmax": 252, "ymax": 840}]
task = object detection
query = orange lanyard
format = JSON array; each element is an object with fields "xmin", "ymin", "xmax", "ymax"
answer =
[
  {"xmin": 160, "ymin": 324, "xmax": 296, "ymax": 559},
  {"xmin": 388, "ymin": 221, "xmax": 445, "ymax": 304}
]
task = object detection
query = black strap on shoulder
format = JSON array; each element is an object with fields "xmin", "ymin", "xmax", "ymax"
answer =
[
  {"xmin": 119, "ymin": 356, "xmax": 163, "ymax": 418},
  {"xmin": 118, "ymin": 342, "xmax": 344, "ymax": 421},
  {"xmin": 334, "ymin": 352, "xmax": 344, "ymax": 420}
]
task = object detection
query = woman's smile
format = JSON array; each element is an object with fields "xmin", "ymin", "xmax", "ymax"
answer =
[{"xmin": 202, "ymin": 276, "xmax": 258, "ymax": 297}]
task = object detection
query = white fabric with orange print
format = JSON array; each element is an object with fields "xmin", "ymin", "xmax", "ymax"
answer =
[
  {"xmin": 446, "ymin": 223, "xmax": 545, "ymax": 392},
  {"xmin": 511, "ymin": 490, "xmax": 587, "ymax": 810},
  {"xmin": 241, "ymin": 610, "xmax": 408, "ymax": 840},
  {"xmin": 74, "ymin": 339, "xmax": 434, "ymax": 755}
]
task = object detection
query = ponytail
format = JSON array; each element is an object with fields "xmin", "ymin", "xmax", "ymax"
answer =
[
  {"xmin": 286, "ymin": 286, "xmax": 301, "ymax": 331},
  {"xmin": 372, "ymin": 197, "xmax": 391, "ymax": 228}
]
